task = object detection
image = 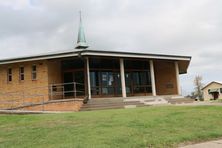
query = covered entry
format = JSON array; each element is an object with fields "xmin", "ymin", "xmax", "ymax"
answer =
[
  {"xmin": 209, "ymin": 89, "xmax": 220, "ymax": 100},
  {"xmin": 62, "ymin": 59, "xmax": 85, "ymax": 98},
  {"xmin": 57, "ymin": 56, "xmax": 183, "ymax": 99},
  {"xmin": 88, "ymin": 57, "xmax": 152, "ymax": 98},
  {"xmin": 89, "ymin": 58, "xmax": 122, "ymax": 97},
  {"xmin": 124, "ymin": 59, "xmax": 152, "ymax": 96}
]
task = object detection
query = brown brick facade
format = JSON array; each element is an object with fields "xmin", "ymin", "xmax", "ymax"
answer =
[
  {"xmin": 0, "ymin": 60, "xmax": 49, "ymax": 102},
  {"xmin": 22, "ymin": 100, "xmax": 83, "ymax": 112},
  {"xmin": 0, "ymin": 58, "xmax": 180, "ymax": 111},
  {"xmin": 47, "ymin": 59, "xmax": 63, "ymax": 100},
  {"xmin": 0, "ymin": 59, "xmax": 84, "ymax": 111},
  {"xmin": 154, "ymin": 60, "xmax": 178, "ymax": 95}
]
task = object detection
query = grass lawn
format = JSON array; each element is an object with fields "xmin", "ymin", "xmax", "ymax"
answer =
[{"xmin": 1, "ymin": 106, "xmax": 222, "ymax": 148}]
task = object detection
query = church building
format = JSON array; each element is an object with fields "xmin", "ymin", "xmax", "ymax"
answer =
[{"xmin": 0, "ymin": 14, "xmax": 191, "ymax": 111}]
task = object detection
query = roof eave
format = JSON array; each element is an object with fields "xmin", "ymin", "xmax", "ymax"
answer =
[{"xmin": 0, "ymin": 49, "xmax": 191, "ymax": 65}]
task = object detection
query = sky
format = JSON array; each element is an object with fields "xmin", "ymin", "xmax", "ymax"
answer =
[{"xmin": 0, "ymin": 0, "xmax": 222, "ymax": 95}]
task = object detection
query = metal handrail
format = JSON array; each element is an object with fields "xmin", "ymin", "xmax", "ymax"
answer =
[{"xmin": 49, "ymin": 82, "xmax": 85, "ymax": 100}]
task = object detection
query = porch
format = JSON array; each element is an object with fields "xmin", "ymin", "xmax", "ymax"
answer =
[{"xmin": 48, "ymin": 56, "xmax": 181, "ymax": 100}]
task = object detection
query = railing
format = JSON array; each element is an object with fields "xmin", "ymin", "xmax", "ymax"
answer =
[
  {"xmin": 49, "ymin": 82, "xmax": 85, "ymax": 100},
  {"xmin": 0, "ymin": 82, "xmax": 85, "ymax": 110}
]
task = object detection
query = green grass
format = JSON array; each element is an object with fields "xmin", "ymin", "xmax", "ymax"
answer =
[{"xmin": 1, "ymin": 106, "xmax": 222, "ymax": 148}]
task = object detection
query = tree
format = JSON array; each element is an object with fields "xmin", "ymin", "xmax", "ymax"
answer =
[{"xmin": 193, "ymin": 75, "xmax": 204, "ymax": 100}]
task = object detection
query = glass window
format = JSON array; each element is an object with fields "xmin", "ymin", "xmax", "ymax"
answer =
[
  {"xmin": 32, "ymin": 65, "xmax": 37, "ymax": 80},
  {"xmin": 124, "ymin": 60, "xmax": 149, "ymax": 70},
  {"xmin": 19, "ymin": 67, "xmax": 25, "ymax": 81},
  {"xmin": 208, "ymin": 89, "xmax": 211, "ymax": 94},
  {"xmin": 62, "ymin": 59, "xmax": 84, "ymax": 70},
  {"xmin": 7, "ymin": 68, "xmax": 12, "ymax": 82},
  {"xmin": 89, "ymin": 58, "xmax": 120, "ymax": 69}
]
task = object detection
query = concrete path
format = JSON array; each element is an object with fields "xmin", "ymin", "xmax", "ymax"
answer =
[
  {"xmin": 0, "ymin": 110, "xmax": 68, "ymax": 114},
  {"xmin": 175, "ymin": 102, "xmax": 222, "ymax": 106},
  {"xmin": 181, "ymin": 139, "xmax": 222, "ymax": 148}
]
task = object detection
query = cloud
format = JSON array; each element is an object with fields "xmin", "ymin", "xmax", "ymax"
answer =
[
  {"xmin": 0, "ymin": 0, "xmax": 221, "ymax": 94},
  {"xmin": 0, "ymin": 0, "xmax": 32, "ymax": 10}
]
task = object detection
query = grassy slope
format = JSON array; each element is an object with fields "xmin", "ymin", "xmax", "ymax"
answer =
[{"xmin": 1, "ymin": 106, "xmax": 222, "ymax": 148}]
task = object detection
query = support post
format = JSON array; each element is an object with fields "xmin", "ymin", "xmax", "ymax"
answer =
[
  {"xmin": 175, "ymin": 61, "xmax": 181, "ymax": 95},
  {"xmin": 74, "ymin": 82, "xmax": 76, "ymax": 98},
  {"xmin": 120, "ymin": 58, "xmax": 127, "ymax": 98},
  {"xmin": 50, "ymin": 84, "xmax": 53, "ymax": 100},
  {"xmin": 86, "ymin": 57, "xmax": 91, "ymax": 99},
  {"xmin": 150, "ymin": 60, "xmax": 156, "ymax": 96}
]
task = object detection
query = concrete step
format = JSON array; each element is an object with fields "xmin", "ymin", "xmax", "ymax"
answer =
[
  {"xmin": 87, "ymin": 99, "xmax": 123, "ymax": 103},
  {"xmin": 80, "ymin": 98, "xmax": 149, "ymax": 111},
  {"xmin": 80, "ymin": 105, "xmax": 124, "ymax": 111},
  {"xmin": 82, "ymin": 103, "xmax": 124, "ymax": 109},
  {"xmin": 81, "ymin": 103, "xmax": 148, "ymax": 111},
  {"xmin": 82, "ymin": 102, "xmax": 146, "ymax": 109},
  {"xmin": 166, "ymin": 98, "xmax": 194, "ymax": 104}
]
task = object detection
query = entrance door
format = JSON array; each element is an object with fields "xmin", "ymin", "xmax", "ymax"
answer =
[
  {"xmin": 125, "ymin": 71, "xmax": 151, "ymax": 96},
  {"xmin": 213, "ymin": 92, "xmax": 219, "ymax": 100},
  {"xmin": 125, "ymin": 72, "xmax": 132, "ymax": 95},
  {"xmin": 101, "ymin": 72, "xmax": 113, "ymax": 95},
  {"xmin": 90, "ymin": 71, "xmax": 121, "ymax": 97}
]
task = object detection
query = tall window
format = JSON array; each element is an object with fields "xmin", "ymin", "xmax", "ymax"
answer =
[
  {"xmin": 32, "ymin": 65, "xmax": 37, "ymax": 80},
  {"xmin": 19, "ymin": 67, "xmax": 25, "ymax": 81},
  {"xmin": 7, "ymin": 68, "xmax": 12, "ymax": 82}
]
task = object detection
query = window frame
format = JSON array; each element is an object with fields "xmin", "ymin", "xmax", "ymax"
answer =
[
  {"xmin": 208, "ymin": 89, "xmax": 211, "ymax": 94},
  {"xmin": 19, "ymin": 66, "xmax": 25, "ymax": 81},
  {"xmin": 7, "ymin": 68, "xmax": 12, "ymax": 82},
  {"xmin": 31, "ymin": 65, "xmax": 37, "ymax": 80}
]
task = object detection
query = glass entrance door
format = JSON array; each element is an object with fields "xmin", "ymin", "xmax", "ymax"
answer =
[
  {"xmin": 101, "ymin": 72, "xmax": 113, "ymax": 95},
  {"xmin": 125, "ymin": 71, "xmax": 152, "ymax": 96},
  {"xmin": 90, "ymin": 71, "xmax": 121, "ymax": 97}
]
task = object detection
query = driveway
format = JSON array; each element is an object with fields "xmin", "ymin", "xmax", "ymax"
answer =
[{"xmin": 180, "ymin": 139, "xmax": 222, "ymax": 148}]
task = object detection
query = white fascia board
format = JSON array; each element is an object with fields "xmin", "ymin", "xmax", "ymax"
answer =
[
  {"xmin": 0, "ymin": 53, "xmax": 79, "ymax": 65},
  {"xmin": 81, "ymin": 52, "xmax": 191, "ymax": 61}
]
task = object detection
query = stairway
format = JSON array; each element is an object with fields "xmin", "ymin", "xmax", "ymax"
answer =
[
  {"xmin": 80, "ymin": 97, "xmax": 147, "ymax": 111},
  {"xmin": 80, "ymin": 98, "xmax": 124, "ymax": 111},
  {"xmin": 164, "ymin": 97, "xmax": 194, "ymax": 104},
  {"xmin": 80, "ymin": 96, "xmax": 195, "ymax": 111}
]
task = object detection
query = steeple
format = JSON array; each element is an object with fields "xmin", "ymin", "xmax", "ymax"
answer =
[{"xmin": 75, "ymin": 11, "xmax": 89, "ymax": 49}]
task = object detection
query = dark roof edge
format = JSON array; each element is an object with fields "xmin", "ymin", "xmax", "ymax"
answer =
[
  {"xmin": 0, "ymin": 49, "xmax": 191, "ymax": 65},
  {"xmin": 82, "ymin": 49, "xmax": 192, "ymax": 60}
]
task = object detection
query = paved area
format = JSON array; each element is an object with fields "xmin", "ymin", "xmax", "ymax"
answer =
[
  {"xmin": 175, "ymin": 102, "xmax": 222, "ymax": 106},
  {"xmin": 181, "ymin": 139, "xmax": 222, "ymax": 148}
]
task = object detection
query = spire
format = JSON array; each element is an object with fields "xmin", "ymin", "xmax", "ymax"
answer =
[{"xmin": 75, "ymin": 11, "xmax": 89, "ymax": 49}]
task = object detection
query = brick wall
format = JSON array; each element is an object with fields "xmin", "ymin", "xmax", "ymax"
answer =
[
  {"xmin": 47, "ymin": 59, "xmax": 63, "ymax": 100},
  {"xmin": 154, "ymin": 60, "xmax": 178, "ymax": 95},
  {"xmin": 0, "ymin": 60, "xmax": 49, "ymax": 105},
  {"xmin": 22, "ymin": 100, "xmax": 83, "ymax": 111}
]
